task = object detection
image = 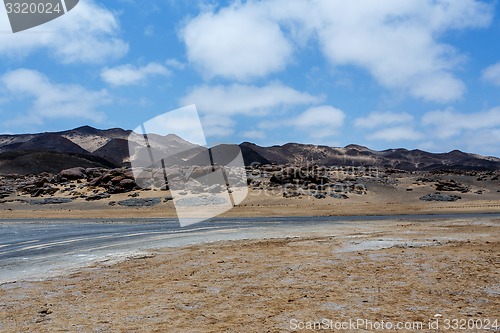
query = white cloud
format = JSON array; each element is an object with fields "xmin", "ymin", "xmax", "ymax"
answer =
[
  {"xmin": 0, "ymin": 0, "xmax": 128, "ymax": 63},
  {"xmin": 355, "ymin": 112, "xmax": 414, "ymax": 129},
  {"xmin": 180, "ymin": 3, "xmax": 293, "ymax": 81},
  {"xmin": 419, "ymin": 127, "xmax": 500, "ymax": 155},
  {"xmin": 1, "ymin": 69, "xmax": 109, "ymax": 126},
  {"xmin": 180, "ymin": 83, "xmax": 321, "ymax": 116},
  {"xmin": 368, "ymin": 126, "xmax": 423, "ymax": 142},
  {"xmin": 201, "ymin": 115, "xmax": 235, "ymax": 138},
  {"xmin": 481, "ymin": 62, "xmax": 500, "ymax": 86},
  {"xmin": 180, "ymin": 82, "xmax": 326, "ymax": 140},
  {"xmin": 165, "ymin": 58, "xmax": 186, "ymax": 70},
  {"xmin": 354, "ymin": 111, "xmax": 421, "ymax": 141},
  {"xmin": 241, "ymin": 130, "xmax": 266, "ymax": 140},
  {"xmin": 422, "ymin": 107, "xmax": 500, "ymax": 139},
  {"xmin": 288, "ymin": 105, "xmax": 345, "ymax": 139},
  {"xmin": 181, "ymin": 0, "xmax": 492, "ymax": 102},
  {"xmin": 101, "ymin": 63, "xmax": 170, "ymax": 86},
  {"xmin": 307, "ymin": 0, "xmax": 490, "ymax": 102}
]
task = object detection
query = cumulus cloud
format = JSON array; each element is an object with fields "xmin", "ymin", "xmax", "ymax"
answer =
[
  {"xmin": 0, "ymin": 69, "xmax": 109, "ymax": 126},
  {"xmin": 180, "ymin": 83, "xmax": 321, "ymax": 116},
  {"xmin": 180, "ymin": 3, "xmax": 293, "ymax": 81},
  {"xmin": 101, "ymin": 63, "xmax": 171, "ymax": 86},
  {"xmin": 367, "ymin": 126, "xmax": 423, "ymax": 142},
  {"xmin": 354, "ymin": 111, "xmax": 421, "ymax": 141},
  {"xmin": 241, "ymin": 130, "xmax": 266, "ymax": 140},
  {"xmin": 0, "ymin": 0, "xmax": 128, "ymax": 63},
  {"xmin": 422, "ymin": 107, "xmax": 500, "ymax": 139},
  {"xmin": 200, "ymin": 114, "xmax": 235, "ymax": 138},
  {"xmin": 354, "ymin": 112, "xmax": 414, "ymax": 129},
  {"xmin": 181, "ymin": 0, "xmax": 492, "ymax": 102},
  {"xmin": 309, "ymin": 0, "xmax": 490, "ymax": 102},
  {"xmin": 288, "ymin": 105, "xmax": 345, "ymax": 139},
  {"xmin": 481, "ymin": 62, "xmax": 500, "ymax": 86}
]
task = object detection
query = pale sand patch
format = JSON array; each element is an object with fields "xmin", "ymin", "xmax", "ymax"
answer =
[{"xmin": 0, "ymin": 219, "xmax": 498, "ymax": 332}]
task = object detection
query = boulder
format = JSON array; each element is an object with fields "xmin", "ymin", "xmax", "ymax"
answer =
[
  {"xmin": 59, "ymin": 167, "xmax": 85, "ymax": 180},
  {"xmin": 117, "ymin": 198, "xmax": 161, "ymax": 207},
  {"xmin": 435, "ymin": 180, "xmax": 469, "ymax": 193},
  {"xmin": 30, "ymin": 198, "xmax": 73, "ymax": 205},
  {"xmin": 419, "ymin": 193, "xmax": 461, "ymax": 202},
  {"xmin": 330, "ymin": 193, "xmax": 349, "ymax": 199},
  {"xmin": 111, "ymin": 176, "xmax": 125, "ymax": 184},
  {"xmin": 85, "ymin": 193, "xmax": 111, "ymax": 201},
  {"xmin": 119, "ymin": 178, "xmax": 136, "ymax": 189},
  {"xmin": 309, "ymin": 192, "xmax": 326, "ymax": 199}
]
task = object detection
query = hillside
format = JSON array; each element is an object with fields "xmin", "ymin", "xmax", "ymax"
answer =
[{"xmin": 0, "ymin": 126, "xmax": 499, "ymax": 174}]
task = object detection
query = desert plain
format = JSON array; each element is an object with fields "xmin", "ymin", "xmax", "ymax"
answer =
[{"xmin": 0, "ymin": 166, "xmax": 499, "ymax": 332}]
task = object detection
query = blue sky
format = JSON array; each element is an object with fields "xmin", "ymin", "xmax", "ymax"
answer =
[{"xmin": 1, "ymin": 0, "xmax": 500, "ymax": 156}]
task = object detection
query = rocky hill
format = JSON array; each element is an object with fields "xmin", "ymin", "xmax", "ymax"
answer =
[
  {"xmin": 0, "ymin": 126, "xmax": 499, "ymax": 175},
  {"xmin": 239, "ymin": 142, "xmax": 500, "ymax": 171}
]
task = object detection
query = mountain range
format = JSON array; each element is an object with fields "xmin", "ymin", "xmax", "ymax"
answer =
[{"xmin": 0, "ymin": 126, "xmax": 498, "ymax": 175}]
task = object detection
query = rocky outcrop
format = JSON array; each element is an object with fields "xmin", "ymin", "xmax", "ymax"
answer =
[
  {"xmin": 117, "ymin": 198, "xmax": 161, "ymax": 207},
  {"xmin": 435, "ymin": 180, "xmax": 469, "ymax": 193},
  {"xmin": 59, "ymin": 167, "xmax": 86, "ymax": 180},
  {"xmin": 419, "ymin": 193, "xmax": 461, "ymax": 202},
  {"xmin": 30, "ymin": 198, "xmax": 73, "ymax": 205}
]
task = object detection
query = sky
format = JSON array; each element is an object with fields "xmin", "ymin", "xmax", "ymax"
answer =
[{"xmin": 0, "ymin": 0, "xmax": 500, "ymax": 157}]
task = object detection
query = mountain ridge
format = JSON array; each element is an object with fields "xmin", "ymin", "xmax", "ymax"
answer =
[{"xmin": 0, "ymin": 126, "xmax": 498, "ymax": 174}]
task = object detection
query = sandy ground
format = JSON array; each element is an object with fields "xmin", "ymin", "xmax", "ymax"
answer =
[
  {"xmin": 1, "ymin": 184, "xmax": 500, "ymax": 219},
  {"xmin": 0, "ymin": 217, "xmax": 498, "ymax": 332}
]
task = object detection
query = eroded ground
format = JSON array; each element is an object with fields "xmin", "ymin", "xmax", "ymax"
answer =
[{"xmin": 0, "ymin": 218, "xmax": 498, "ymax": 332}]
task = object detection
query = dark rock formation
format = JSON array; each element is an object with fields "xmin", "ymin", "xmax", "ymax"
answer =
[
  {"xmin": 59, "ymin": 167, "xmax": 86, "ymax": 180},
  {"xmin": 30, "ymin": 198, "xmax": 73, "ymax": 205},
  {"xmin": 419, "ymin": 193, "xmax": 461, "ymax": 202},
  {"xmin": 435, "ymin": 180, "xmax": 469, "ymax": 193},
  {"xmin": 117, "ymin": 197, "xmax": 161, "ymax": 207}
]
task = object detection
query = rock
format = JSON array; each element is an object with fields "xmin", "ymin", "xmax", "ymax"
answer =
[
  {"xmin": 128, "ymin": 192, "xmax": 139, "ymax": 197},
  {"xmin": 85, "ymin": 193, "xmax": 111, "ymax": 201},
  {"xmin": 123, "ymin": 170, "xmax": 135, "ymax": 179},
  {"xmin": 435, "ymin": 179, "xmax": 469, "ymax": 193},
  {"xmin": 270, "ymin": 167, "xmax": 328, "ymax": 186},
  {"xmin": 175, "ymin": 196, "xmax": 227, "ymax": 207},
  {"xmin": 85, "ymin": 167, "xmax": 104, "ymax": 178},
  {"xmin": 111, "ymin": 176, "xmax": 125, "ymax": 184},
  {"xmin": 29, "ymin": 186, "xmax": 58, "ymax": 197},
  {"xmin": 117, "ymin": 198, "xmax": 161, "ymax": 207},
  {"xmin": 352, "ymin": 183, "xmax": 367, "ymax": 194},
  {"xmin": 119, "ymin": 179, "xmax": 136, "ymax": 189},
  {"xmin": 88, "ymin": 176, "xmax": 103, "ymax": 187},
  {"xmin": 0, "ymin": 186, "xmax": 14, "ymax": 199},
  {"xmin": 309, "ymin": 192, "xmax": 326, "ymax": 199},
  {"xmin": 109, "ymin": 201, "xmax": 116, "ymax": 206},
  {"xmin": 330, "ymin": 193, "xmax": 349, "ymax": 199},
  {"xmin": 107, "ymin": 186, "xmax": 126, "ymax": 194},
  {"xmin": 30, "ymin": 198, "xmax": 73, "ymax": 205},
  {"xmin": 59, "ymin": 167, "xmax": 86, "ymax": 180},
  {"xmin": 419, "ymin": 193, "xmax": 461, "ymax": 202},
  {"xmin": 283, "ymin": 191, "xmax": 301, "ymax": 198}
]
